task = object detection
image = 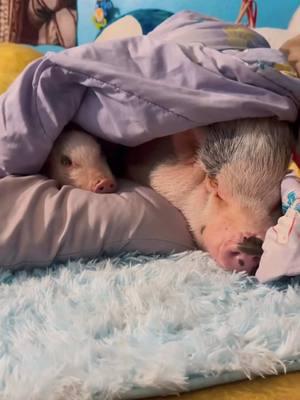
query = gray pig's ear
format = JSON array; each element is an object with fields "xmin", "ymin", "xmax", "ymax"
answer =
[
  {"xmin": 205, "ymin": 176, "xmax": 219, "ymax": 193},
  {"xmin": 191, "ymin": 127, "xmax": 207, "ymax": 147},
  {"xmin": 196, "ymin": 157, "xmax": 208, "ymax": 172},
  {"xmin": 172, "ymin": 129, "xmax": 199, "ymax": 163}
]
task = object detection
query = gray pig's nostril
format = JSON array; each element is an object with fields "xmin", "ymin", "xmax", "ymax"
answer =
[
  {"xmin": 238, "ymin": 259, "xmax": 245, "ymax": 267},
  {"xmin": 238, "ymin": 236, "xmax": 263, "ymax": 256}
]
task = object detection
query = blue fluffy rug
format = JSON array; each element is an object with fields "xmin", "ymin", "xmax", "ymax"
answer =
[{"xmin": 0, "ymin": 251, "xmax": 300, "ymax": 399}]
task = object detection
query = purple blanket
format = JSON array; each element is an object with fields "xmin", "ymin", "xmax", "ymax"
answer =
[{"xmin": 1, "ymin": 11, "xmax": 300, "ymax": 177}]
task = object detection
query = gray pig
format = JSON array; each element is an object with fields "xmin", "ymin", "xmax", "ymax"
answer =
[{"xmin": 125, "ymin": 118, "xmax": 294, "ymax": 274}]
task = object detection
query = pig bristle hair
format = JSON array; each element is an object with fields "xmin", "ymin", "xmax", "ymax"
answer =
[{"xmin": 198, "ymin": 117, "xmax": 294, "ymax": 200}]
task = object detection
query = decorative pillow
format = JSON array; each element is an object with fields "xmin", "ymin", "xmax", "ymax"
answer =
[
  {"xmin": 0, "ymin": 43, "xmax": 42, "ymax": 95},
  {"xmin": 254, "ymin": 6, "xmax": 300, "ymax": 49},
  {"xmin": 0, "ymin": 43, "xmax": 64, "ymax": 96},
  {"xmin": 96, "ymin": 9, "xmax": 173, "ymax": 41},
  {"xmin": 95, "ymin": 15, "xmax": 143, "ymax": 42},
  {"xmin": 288, "ymin": 6, "xmax": 300, "ymax": 32},
  {"xmin": 0, "ymin": 176, "xmax": 194, "ymax": 270},
  {"xmin": 80, "ymin": 4, "xmax": 173, "ymax": 44},
  {"xmin": 253, "ymin": 28, "xmax": 296, "ymax": 49}
]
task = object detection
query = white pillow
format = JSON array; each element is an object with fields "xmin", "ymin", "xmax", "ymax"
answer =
[
  {"xmin": 254, "ymin": 28, "xmax": 297, "ymax": 49},
  {"xmin": 254, "ymin": 6, "xmax": 300, "ymax": 49},
  {"xmin": 288, "ymin": 6, "xmax": 300, "ymax": 32},
  {"xmin": 95, "ymin": 15, "xmax": 142, "ymax": 43},
  {"xmin": 0, "ymin": 176, "xmax": 194, "ymax": 269}
]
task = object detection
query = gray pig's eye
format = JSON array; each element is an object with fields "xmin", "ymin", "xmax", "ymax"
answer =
[{"xmin": 61, "ymin": 155, "xmax": 72, "ymax": 167}]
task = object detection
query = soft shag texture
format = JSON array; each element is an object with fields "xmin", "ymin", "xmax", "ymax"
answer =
[{"xmin": 0, "ymin": 251, "xmax": 299, "ymax": 399}]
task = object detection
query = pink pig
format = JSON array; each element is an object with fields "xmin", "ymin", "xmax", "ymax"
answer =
[
  {"xmin": 43, "ymin": 127, "xmax": 117, "ymax": 193},
  {"xmin": 125, "ymin": 118, "xmax": 294, "ymax": 274}
]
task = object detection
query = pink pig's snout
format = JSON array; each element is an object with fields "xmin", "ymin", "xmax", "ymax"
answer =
[
  {"xmin": 93, "ymin": 178, "xmax": 117, "ymax": 193},
  {"xmin": 219, "ymin": 236, "xmax": 263, "ymax": 274}
]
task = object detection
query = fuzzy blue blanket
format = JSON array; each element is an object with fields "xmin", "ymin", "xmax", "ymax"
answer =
[{"xmin": 0, "ymin": 251, "xmax": 299, "ymax": 399}]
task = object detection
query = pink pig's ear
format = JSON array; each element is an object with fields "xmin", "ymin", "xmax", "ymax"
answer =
[
  {"xmin": 205, "ymin": 176, "xmax": 219, "ymax": 193},
  {"xmin": 172, "ymin": 127, "xmax": 207, "ymax": 164}
]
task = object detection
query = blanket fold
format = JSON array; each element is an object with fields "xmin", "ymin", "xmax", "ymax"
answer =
[{"xmin": 1, "ymin": 10, "xmax": 300, "ymax": 177}]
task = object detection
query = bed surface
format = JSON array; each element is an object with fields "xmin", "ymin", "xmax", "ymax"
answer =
[{"xmin": 153, "ymin": 371, "xmax": 300, "ymax": 400}]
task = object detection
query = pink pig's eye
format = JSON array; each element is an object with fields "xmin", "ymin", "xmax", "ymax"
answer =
[{"xmin": 61, "ymin": 155, "xmax": 72, "ymax": 167}]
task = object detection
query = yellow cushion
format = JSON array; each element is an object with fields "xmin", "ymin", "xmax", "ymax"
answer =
[
  {"xmin": 0, "ymin": 43, "xmax": 42, "ymax": 95},
  {"xmin": 153, "ymin": 372, "xmax": 300, "ymax": 400},
  {"xmin": 289, "ymin": 160, "xmax": 300, "ymax": 177}
]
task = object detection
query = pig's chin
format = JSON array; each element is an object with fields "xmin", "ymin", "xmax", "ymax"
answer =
[{"xmin": 198, "ymin": 239, "xmax": 225, "ymax": 267}]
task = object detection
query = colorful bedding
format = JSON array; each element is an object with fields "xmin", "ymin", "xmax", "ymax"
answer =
[{"xmin": 1, "ymin": 11, "xmax": 300, "ymax": 179}]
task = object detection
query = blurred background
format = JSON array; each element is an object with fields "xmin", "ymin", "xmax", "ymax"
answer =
[
  {"xmin": 0, "ymin": 0, "xmax": 299, "ymax": 49},
  {"xmin": 78, "ymin": 0, "xmax": 300, "ymax": 44}
]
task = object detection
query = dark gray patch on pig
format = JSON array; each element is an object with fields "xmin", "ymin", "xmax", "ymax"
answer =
[
  {"xmin": 238, "ymin": 259, "xmax": 245, "ymax": 267},
  {"xmin": 238, "ymin": 236, "xmax": 263, "ymax": 256},
  {"xmin": 200, "ymin": 225, "xmax": 206, "ymax": 234},
  {"xmin": 198, "ymin": 118, "xmax": 294, "ymax": 178}
]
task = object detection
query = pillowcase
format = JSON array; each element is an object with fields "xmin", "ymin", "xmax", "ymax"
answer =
[
  {"xmin": 0, "ymin": 176, "xmax": 194, "ymax": 270},
  {"xmin": 95, "ymin": 9, "xmax": 173, "ymax": 42},
  {"xmin": 95, "ymin": 15, "xmax": 142, "ymax": 42}
]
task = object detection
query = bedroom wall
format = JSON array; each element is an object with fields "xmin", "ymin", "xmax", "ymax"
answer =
[
  {"xmin": 113, "ymin": 0, "xmax": 299, "ymax": 28},
  {"xmin": 77, "ymin": 0, "xmax": 300, "ymax": 44}
]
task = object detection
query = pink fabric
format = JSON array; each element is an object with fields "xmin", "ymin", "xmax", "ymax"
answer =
[
  {"xmin": 0, "ymin": 176, "xmax": 194, "ymax": 269},
  {"xmin": 256, "ymin": 172, "xmax": 300, "ymax": 283}
]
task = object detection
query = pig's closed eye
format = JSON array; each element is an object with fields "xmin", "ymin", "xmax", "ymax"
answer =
[
  {"xmin": 216, "ymin": 192, "xmax": 225, "ymax": 201},
  {"xmin": 61, "ymin": 155, "xmax": 72, "ymax": 167}
]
